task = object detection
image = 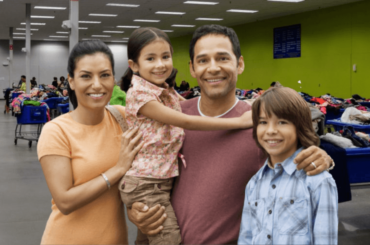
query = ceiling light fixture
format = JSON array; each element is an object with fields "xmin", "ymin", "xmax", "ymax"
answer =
[
  {"xmin": 79, "ymin": 27, "xmax": 88, "ymax": 30},
  {"xmin": 155, "ymin": 11, "xmax": 185, "ymax": 15},
  {"xmin": 79, "ymin": 21, "xmax": 101, "ymax": 24},
  {"xmin": 13, "ymin": 33, "xmax": 33, "ymax": 35},
  {"xmin": 196, "ymin": 18, "xmax": 223, "ymax": 21},
  {"xmin": 134, "ymin": 19, "xmax": 160, "ymax": 22},
  {"xmin": 89, "ymin": 13, "xmax": 118, "ymax": 17},
  {"xmin": 21, "ymin": 22, "xmax": 46, "ymax": 25},
  {"xmin": 31, "ymin": 15, "xmax": 55, "ymax": 19},
  {"xmin": 268, "ymin": 0, "xmax": 304, "ymax": 2},
  {"xmin": 117, "ymin": 25, "xmax": 140, "ymax": 28},
  {"xmin": 56, "ymin": 31, "xmax": 69, "ymax": 34},
  {"xmin": 171, "ymin": 24, "xmax": 195, "ymax": 27},
  {"xmin": 16, "ymin": 28, "xmax": 39, "ymax": 31},
  {"xmin": 49, "ymin": 36, "xmax": 68, "ymax": 38},
  {"xmin": 103, "ymin": 31, "xmax": 124, "ymax": 33},
  {"xmin": 184, "ymin": 1, "xmax": 219, "ymax": 5},
  {"xmin": 122, "ymin": 38, "xmax": 129, "ymax": 40},
  {"xmin": 35, "ymin": 6, "xmax": 67, "ymax": 10},
  {"xmin": 44, "ymin": 39, "xmax": 63, "ymax": 41},
  {"xmin": 227, "ymin": 9, "xmax": 258, "ymax": 13},
  {"xmin": 92, "ymin": 35, "xmax": 111, "ymax": 37},
  {"xmin": 162, "ymin": 30, "xmax": 174, "ymax": 32},
  {"xmin": 110, "ymin": 41, "xmax": 128, "ymax": 43},
  {"xmin": 106, "ymin": 3, "xmax": 140, "ymax": 7},
  {"xmin": 13, "ymin": 37, "xmax": 26, "ymax": 39}
]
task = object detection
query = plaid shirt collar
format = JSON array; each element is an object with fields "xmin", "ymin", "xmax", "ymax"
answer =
[{"xmin": 257, "ymin": 147, "xmax": 304, "ymax": 180}]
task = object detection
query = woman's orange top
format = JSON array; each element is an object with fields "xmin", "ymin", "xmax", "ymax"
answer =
[{"xmin": 37, "ymin": 106, "xmax": 128, "ymax": 245}]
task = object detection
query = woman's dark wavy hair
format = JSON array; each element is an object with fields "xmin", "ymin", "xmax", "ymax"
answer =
[
  {"xmin": 67, "ymin": 40, "xmax": 115, "ymax": 108},
  {"xmin": 120, "ymin": 27, "xmax": 176, "ymax": 92},
  {"xmin": 252, "ymin": 87, "xmax": 320, "ymax": 158}
]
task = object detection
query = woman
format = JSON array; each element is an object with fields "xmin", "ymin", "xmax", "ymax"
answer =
[{"xmin": 37, "ymin": 40, "xmax": 143, "ymax": 244}]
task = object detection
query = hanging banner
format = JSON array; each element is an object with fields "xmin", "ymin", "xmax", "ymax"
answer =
[{"xmin": 273, "ymin": 24, "xmax": 301, "ymax": 59}]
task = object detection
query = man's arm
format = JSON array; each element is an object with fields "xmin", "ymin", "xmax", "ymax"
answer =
[
  {"xmin": 294, "ymin": 146, "xmax": 334, "ymax": 176},
  {"xmin": 127, "ymin": 202, "xmax": 167, "ymax": 235}
]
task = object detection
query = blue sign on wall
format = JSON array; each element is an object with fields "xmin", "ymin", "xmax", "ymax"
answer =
[{"xmin": 274, "ymin": 24, "xmax": 301, "ymax": 59}]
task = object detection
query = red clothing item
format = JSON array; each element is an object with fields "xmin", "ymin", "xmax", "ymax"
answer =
[
  {"xmin": 311, "ymin": 97, "xmax": 326, "ymax": 104},
  {"xmin": 172, "ymin": 98, "xmax": 265, "ymax": 244}
]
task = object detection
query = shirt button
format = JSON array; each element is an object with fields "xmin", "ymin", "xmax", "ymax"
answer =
[
  {"xmin": 290, "ymin": 199, "xmax": 294, "ymax": 204},
  {"xmin": 267, "ymin": 235, "xmax": 271, "ymax": 239},
  {"xmin": 272, "ymin": 184, "xmax": 276, "ymax": 189},
  {"xmin": 255, "ymin": 202, "xmax": 258, "ymax": 206},
  {"xmin": 269, "ymin": 210, "xmax": 272, "ymax": 214}
]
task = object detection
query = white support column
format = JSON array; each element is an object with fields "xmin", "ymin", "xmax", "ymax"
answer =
[
  {"xmin": 9, "ymin": 27, "xmax": 13, "ymax": 88},
  {"xmin": 69, "ymin": 0, "xmax": 79, "ymax": 111},
  {"xmin": 25, "ymin": 3, "xmax": 31, "ymax": 94}
]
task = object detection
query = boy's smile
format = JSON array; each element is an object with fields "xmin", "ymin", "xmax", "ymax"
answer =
[{"xmin": 257, "ymin": 107, "xmax": 298, "ymax": 166}]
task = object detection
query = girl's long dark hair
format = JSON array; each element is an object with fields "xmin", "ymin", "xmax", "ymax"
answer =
[
  {"xmin": 67, "ymin": 40, "xmax": 115, "ymax": 108},
  {"xmin": 120, "ymin": 27, "xmax": 176, "ymax": 92}
]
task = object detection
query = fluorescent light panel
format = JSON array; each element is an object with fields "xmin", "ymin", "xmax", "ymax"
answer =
[
  {"xmin": 16, "ymin": 28, "xmax": 38, "ymax": 31},
  {"xmin": 227, "ymin": 9, "xmax": 258, "ymax": 13},
  {"xmin": 184, "ymin": 1, "xmax": 219, "ymax": 5},
  {"xmin": 162, "ymin": 30, "xmax": 174, "ymax": 32},
  {"xmin": 92, "ymin": 35, "xmax": 111, "ymax": 37},
  {"xmin": 103, "ymin": 31, "xmax": 124, "ymax": 33},
  {"xmin": 268, "ymin": 0, "xmax": 304, "ymax": 2},
  {"xmin": 110, "ymin": 41, "xmax": 128, "ymax": 43},
  {"xmin": 35, "ymin": 6, "xmax": 66, "ymax": 10},
  {"xmin": 122, "ymin": 38, "xmax": 129, "ymax": 40},
  {"xmin": 155, "ymin": 11, "xmax": 185, "ymax": 15},
  {"xmin": 13, "ymin": 33, "xmax": 33, "ymax": 35},
  {"xmin": 13, "ymin": 37, "xmax": 25, "ymax": 39},
  {"xmin": 106, "ymin": 3, "xmax": 140, "ymax": 7},
  {"xmin": 21, "ymin": 22, "xmax": 46, "ymax": 25},
  {"xmin": 31, "ymin": 15, "xmax": 54, "ymax": 19},
  {"xmin": 172, "ymin": 24, "xmax": 195, "ymax": 27},
  {"xmin": 134, "ymin": 19, "xmax": 160, "ymax": 22},
  {"xmin": 79, "ymin": 27, "xmax": 88, "ymax": 30},
  {"xmin": 49, "ymin": 35, "xmax": 68, "ymax": 38},
  {"xmin": 196, "ymin": 18, "xmax": 223, "ymax": 21},
  {"xmin": 117, "ymin": 25, "xmax": 140, "ymax": 28},
  {"xmin": 56, "ymin": 32, "xmax": 69, "ymax": 34},
  {"xmin": 89, "ymin": 13, "xmax": 117, "ymax": 17},
  {"xmin": 79, "ymin": 21, "xmax": 101, "ymax": 24}
]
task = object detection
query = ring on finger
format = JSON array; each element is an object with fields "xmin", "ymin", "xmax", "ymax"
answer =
[{"xmin": 311, "ymin": 162, "xmax": 317, "ymax": 169}]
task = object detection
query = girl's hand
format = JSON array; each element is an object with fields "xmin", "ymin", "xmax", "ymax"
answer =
[
  {"xmin": 240, "ymin": 110, "xmax": 253, "ymax": 129},
  {"xmin": 117, "ymin": 127, "xmax": 144, "ymax": 174}
]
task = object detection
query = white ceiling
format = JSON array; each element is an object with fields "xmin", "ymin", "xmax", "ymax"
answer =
[{"xmin": 0, "ymin": 0, "xmax": 363, "ymax": 42}]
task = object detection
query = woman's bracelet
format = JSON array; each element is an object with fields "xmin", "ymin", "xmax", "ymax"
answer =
[{"xmin": 101, "ymin": 173, "xmax": 111, "ymax": 190}]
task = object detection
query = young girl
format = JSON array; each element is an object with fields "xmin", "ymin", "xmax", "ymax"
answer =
[
  {"xmin": 238, "ymin": 87, "xmax": 338, "ymax": 244},
  {"xmin": 119, "ymin": 27, "xmax": 252, "ymax": 244}
]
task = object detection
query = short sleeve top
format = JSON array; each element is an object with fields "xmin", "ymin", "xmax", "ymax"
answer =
[{"xmin": 125, "ymin": 75, "xmax": 185, "ymax": 179}]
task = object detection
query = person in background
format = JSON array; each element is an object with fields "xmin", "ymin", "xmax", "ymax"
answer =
[
  {"xmin": 238, "ymin": 87, "xmax": 338, "ymax": 244},
  {"xmin": 37, "ymin": 40, "xmax": 143, "ymax": 245},
  {"xmin": 179, "ymin": 80, "xmax": 190, "ymax": 92},
  {"xmin": 52, "ymin": 77, "xmax": 58, "ymax": 88},
  {"xmin": 20, "ymin": 77, "xmax": 26, "ymax": 92},
  {"xmin": 18, "ymin": 75, "xmax": 26, "ymax": 86},
  {"xmin": 30, "ymin": 77, "xmax": 37, "ymax": 89},
  {"xmin": 59, "ymin": 76, "xmax": 66, "ymax": 89}
]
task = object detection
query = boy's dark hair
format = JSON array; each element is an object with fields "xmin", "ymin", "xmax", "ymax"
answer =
[
  {"xmin": 189, "ymin": 24, "xmax": 241, "ymax": 63},
  {"xmin": 251, "ymin": 87, "xmax": 320, "ymax": 158},
  {"xmin": 67, "ymin": 39, "xmax": 115, "ymax": 108},
  {"xmin": 53, "ymin": 77, "xmax": 57, "ymax": 81},
  {"xmin": 120, "ymin": 27, "xmax": 176, "ymax": 91},
  {"xmin": 60, "ymin": 76, "xmax": 65, "ymax": 81},
  {"xmin": 21, "ymin": 75, "xmax": 26, "ymax": 79}
]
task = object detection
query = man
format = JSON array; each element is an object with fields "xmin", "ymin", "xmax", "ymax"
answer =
[
  {"xmin": 127, "ymin": 25, "xmax": 334, "ymax": 244},
  {"xmin": 18, "ymin": 75, "xmax": 26, "ymax": 86},
  {"xmin": 52, "ymin": 77, "xmax": 58, "ymax": 88}
]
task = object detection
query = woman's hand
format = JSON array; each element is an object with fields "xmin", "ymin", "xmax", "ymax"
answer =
[
  {"xmin": 240, "ymin": 110, "xmax": 253, "ymax": 129},
  {"xmin": 116, "ymin": 127, "xmax": 144, "ymax": 175}
]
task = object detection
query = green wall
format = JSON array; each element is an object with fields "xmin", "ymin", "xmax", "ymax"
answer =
[{"xmin": 171, "ymin": 1, "xmax": 370, "ymax": 98}]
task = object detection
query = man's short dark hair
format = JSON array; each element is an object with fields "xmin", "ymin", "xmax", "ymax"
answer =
[
  {"xmin": 21, "ymin": 75, "xmax": 26, "ymax": 79},
  {"xmin": 189, "ymin": 24, "xmax": 241, "ymax": 63}
]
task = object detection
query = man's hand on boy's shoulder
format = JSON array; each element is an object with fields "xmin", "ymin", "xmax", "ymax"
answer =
[
  {"xmin": 127, "ymin": 202, "xmax": 166, "ymax": 235},
  {"xmin": 294, "ymin": 146, "xmax": 333, "ymax": 176}
]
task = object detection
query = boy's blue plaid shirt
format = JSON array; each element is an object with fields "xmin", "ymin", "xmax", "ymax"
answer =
[{"xmin": 238, "ymin": 148, "xmax": 338, "ymax": 245}]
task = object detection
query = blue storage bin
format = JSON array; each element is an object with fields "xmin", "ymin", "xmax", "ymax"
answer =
[
  {"xmin": 12, "ymin": 92, "xmax": 22, "ymax": 99},
  {"xmin": 57, "ymin": 103, "xmax": 69, "ymax": 114},
  {"xmin": 359, "ymin": 102, "xmax": 370, "ymax": 107},
  {"xmin": 326, "ymin": 119, "xmax": 370, "ymax": 134},
  {"xmin": 16, "ymin": 106, "xmax": 47, "ymax": 124},
  {"xmin": 345, "ymin": 148, "xmax": 370, "ymax": 183},
  {"xmin": 42, "ymin": 97, "xmax": 63, "ymax": 110},
  {"xmin": 325, "ymin": 109, "xmax": 345, "ymax": 123}
]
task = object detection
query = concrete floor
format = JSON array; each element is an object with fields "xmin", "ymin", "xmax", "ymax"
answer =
[{"xmin": 1, "ymin": 100, "xmax": 370, "ymax": 244}]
